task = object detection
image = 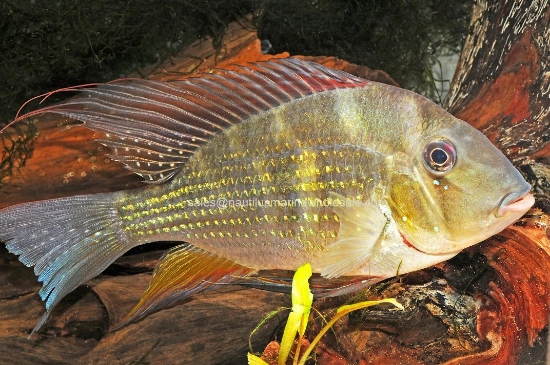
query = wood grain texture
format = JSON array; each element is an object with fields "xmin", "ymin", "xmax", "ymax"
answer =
[
  {"xmin": 443, "ymin": 2, "xmax": 550, "ymax": 359},
  {"xmin": 309, "ymin": 1, "xmax": 550, "ymax": 364},
  {"xmin": 1, "ymin": 3, "xmax": 548, "ymax": 364},
  {"xmin": 0, "ymin": 17, "xmax": 396, "ymax": 365}
]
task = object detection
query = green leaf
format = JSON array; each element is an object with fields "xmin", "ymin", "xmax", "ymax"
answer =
[
  {"xmin": 278, "ymin": 263, "xmax": 313, "ymax": 365},
  {"xmin": 249, "ymin": 307, "xmax": 291, "ymax": 353},
  {"xmin": 336, "ymin": 298, "xmax": 404, "ymax": 314},
  {"xmin": 297, "ymin": 298, "xmax": 403, "ymax": 365},
  {"xmin": 248, "ymin": 353, "xmax": 269, "ymax": 365},
  {"xmin": 292, "ymin": 262, "xmax": 313, "ymax": 337}
]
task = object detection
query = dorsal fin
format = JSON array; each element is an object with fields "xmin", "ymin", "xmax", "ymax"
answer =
[{"xmin": 11, "ymin": 58, "xmax": 369, "ymax": 183}]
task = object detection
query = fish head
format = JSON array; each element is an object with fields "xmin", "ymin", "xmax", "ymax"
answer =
[{"xmin": 387, "ymin": 110, "xmax": 534, "ymax": 255}]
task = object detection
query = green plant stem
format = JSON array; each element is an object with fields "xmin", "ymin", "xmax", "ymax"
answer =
[
  {"xmin": 293, "ymin": 332, "xmax": 306, "ymax": 365},
  {"xmin": 297, "ymin": 298, "xmax": 402, "ymax": 365}
]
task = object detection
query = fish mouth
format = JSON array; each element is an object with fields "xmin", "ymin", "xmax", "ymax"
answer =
[{"xmin": 496, "ymin": 186, "xmax": 535, "ymax": 217}]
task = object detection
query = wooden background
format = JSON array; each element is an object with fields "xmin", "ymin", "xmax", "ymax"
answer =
[{"xmin": 1, "ymin": 1, "xmax": 549, "ymax": 364}]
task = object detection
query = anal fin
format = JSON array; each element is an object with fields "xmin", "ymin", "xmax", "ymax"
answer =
[{"xmin": 114, "ymin": 244, "xmax": 254, "ymax": 329}]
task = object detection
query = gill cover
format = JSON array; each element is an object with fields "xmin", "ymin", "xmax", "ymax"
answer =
[{"xmin": 388, "ymin": 118, "xmax": 532, "ymax": 255}]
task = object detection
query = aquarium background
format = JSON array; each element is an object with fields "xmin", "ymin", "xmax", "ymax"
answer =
[{"xmin": 0, "ymin": 0, "xmax": 471, "ymax": 125}]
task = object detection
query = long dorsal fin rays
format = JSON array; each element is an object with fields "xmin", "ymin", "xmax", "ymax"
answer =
[
  {"xmin": 319, "ymin": 192, "xmax": 388, "ymax": 279},
  {"xmin": 113, "ymin": 244, "xmax": 255, "ymax": 330},
  {"xmin": 7, "ymin": 58, "xmax": 369, "ymax": 183}
]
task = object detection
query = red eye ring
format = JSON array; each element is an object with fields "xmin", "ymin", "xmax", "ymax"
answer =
[{"xmin": 423, "ymin": 140, "xmax": 456, "ymax": 174}]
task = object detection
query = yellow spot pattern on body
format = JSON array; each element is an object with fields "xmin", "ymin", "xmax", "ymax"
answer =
[{"xmin": 118, "ymin": 144, "xmax": 373, "ymax": 250}]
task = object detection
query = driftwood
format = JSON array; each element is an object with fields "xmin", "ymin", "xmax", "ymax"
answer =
[
  {"xmin": 0, "ymin": 19, "xmax": 301, "ymax": 365},
  {"xmin": 0, "ymin": 18, "xmax": 396, "ymax": 365},
  {"xmin": 0, "ymin": 2, "xmax": 549, "ymax": 364},
  {"xmin": 306, "ymin": 1, "xmax": 550, "ymax": 364}
]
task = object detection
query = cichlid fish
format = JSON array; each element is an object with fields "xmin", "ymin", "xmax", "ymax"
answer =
[{"xmin": 0, "ymin": 59, "xmax": 534, "ymax": 334}]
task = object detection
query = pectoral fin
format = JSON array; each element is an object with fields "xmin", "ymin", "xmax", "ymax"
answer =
[
  {"xmin": 320, "ymin": 192, "xmax": 387, "ymax": 279},
  {"xmin": 114, "ymin": 244, "xmax": 254, "ymax": 330}
]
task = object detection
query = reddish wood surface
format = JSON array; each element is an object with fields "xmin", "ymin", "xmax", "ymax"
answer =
[
  {"xmin": 443, "ymin": 2, "xmax": 550, "ymax": 362},
  {"xmin": 1, "ymin": 3, "xmax": 549, "ymax": 364},
  {"xmin": 308, "ymin": 1, "xmax": 550, "ymax": 364},
  {"xmin": 0, "ymin": 18, "xmax": 398, "ymax": 365}
]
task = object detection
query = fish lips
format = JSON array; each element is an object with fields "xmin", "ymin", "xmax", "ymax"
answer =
[{"xmin": 496, "ymin": 185, "xmax": 535, "ymax": 218}]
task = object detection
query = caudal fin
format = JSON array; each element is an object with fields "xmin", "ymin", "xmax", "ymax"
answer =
[{"xmin": 0, "ymin": 192, "xmax": 135, "ymax": 335}]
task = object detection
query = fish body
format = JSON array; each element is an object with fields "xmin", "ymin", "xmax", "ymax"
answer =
[
  {"xmin": 0, "ymin": 59, "xmax": 534, "ymax": 333},
  {"xmin": 120, "ymin": 86, "xmax": 418, "ymax": 276}
]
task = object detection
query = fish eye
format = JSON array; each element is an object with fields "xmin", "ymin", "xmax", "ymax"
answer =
[{"xmin": 422, "ymin": 139, "xmax": 456, "ymax": 174}]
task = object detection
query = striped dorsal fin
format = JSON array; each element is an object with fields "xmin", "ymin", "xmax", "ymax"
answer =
[{"xmin": 11, "ymin": 58, "xmax": 369, "ymax": 183}]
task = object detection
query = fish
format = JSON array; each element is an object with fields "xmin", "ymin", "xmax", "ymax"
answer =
[{"xmin": 0, "ymin": 58, "xmax": 535, "ymax": 334}]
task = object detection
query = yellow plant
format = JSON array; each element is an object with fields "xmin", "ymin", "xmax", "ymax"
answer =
[{"xmin": 248, "ymin": 263, "xmax": 403, "ymax": 365}]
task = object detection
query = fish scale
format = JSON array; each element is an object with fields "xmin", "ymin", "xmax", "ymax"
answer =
[
  {"xmin": 117, "ymin": 138, "xmax": 381, "ymax": 268},
  {"xmin": 114, "ymin": 89, "xmax": 389, "ymax": 253},
  {"xmin": 0, "ymin": 58, "xmax": 534, "ymax": 333}
]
